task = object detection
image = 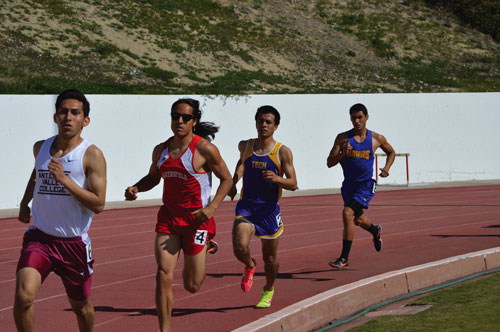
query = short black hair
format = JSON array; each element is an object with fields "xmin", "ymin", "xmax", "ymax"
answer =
[
  {"xmin": 349, "ymin": 103, "xmax": 368, "ymax": 116},
  {"xmin": 255, "ymin": 105, "xmax": 280, "ymax": 125},
  {"xmin": 55, "ymin": 89, "xmax": 90, "ymax": 117}
]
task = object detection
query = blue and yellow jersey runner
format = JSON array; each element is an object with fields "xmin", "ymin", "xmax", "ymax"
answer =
[
  {"xmin": 236, "ymin": 139, "xmax": 284, "ymax": 239},
  {"xmin": 339, "ymin": 129, "xmax": 377, "ymax": 209}
]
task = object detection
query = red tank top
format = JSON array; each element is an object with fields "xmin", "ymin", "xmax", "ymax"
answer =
[{"xmin": 156, "ymin": 135, "xmax": 212, "ymax": 216}]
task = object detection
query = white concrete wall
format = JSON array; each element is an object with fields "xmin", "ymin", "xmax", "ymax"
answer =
[{"xmin": 1, "ymin": 93, "xmax": 499, "ymax": 210}]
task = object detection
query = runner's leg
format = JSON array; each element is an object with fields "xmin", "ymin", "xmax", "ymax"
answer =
[
  {"xmin": 261, "ymin": 238, "xmax": 279, "ymax": 291},
  {"xmin": 68, "ymin": 297, "xmax": 94, "ymax": 332},
  {"xmin": 232, "ymin": 219, "xmax": 256, "ymax": 268},
  {"xmin": 155, "ymin": 233, "xmax": 181, "ymax": 332},
  {"xmin": 14, "ymin": 268, "xmax": 42, "ymax": 332}
]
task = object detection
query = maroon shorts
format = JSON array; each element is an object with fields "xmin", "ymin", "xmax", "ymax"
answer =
[
  {"xmin": 16, "ymin": 228, "xmax": 94, "ymax": 301},
  {"xmin": 156, "ymin": 206, "xmax": 216, "ymax": 255}
]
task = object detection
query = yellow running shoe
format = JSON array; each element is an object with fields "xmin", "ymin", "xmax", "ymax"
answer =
[{"xmin": 255, "ymin": 288, "xmax": 274, "ymax": 308}]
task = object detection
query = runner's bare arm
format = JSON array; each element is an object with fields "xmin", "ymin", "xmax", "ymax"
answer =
[
  {"xmin": 327, "ymin": 132, "xmax": 348, "ymax": 168},
  {"xmin": 125, "ymin": 143, "xmax": 163, "ymax": 200},
  {"xmin": 263, "ymin": 145, "xmax": 298, "ymax": 191},
  {"xmin": 193, "ymin": 140, "xmax": 232, "ymax": 220},
  {"xmin": 49, "ymin": 145, "xmax": 107, "ymax": 213},
  {"xmin": 18, "ymin": 141, "xmax": 45, "ymax": 223},
  {"xmin": 227, "ymin": 140, "xmax": 246, "ymax": 200},
  {"xmin": 373, "ymin": 132, "xmax": 396, "ymax": 177}
]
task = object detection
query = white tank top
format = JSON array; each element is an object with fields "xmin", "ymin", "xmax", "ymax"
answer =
[{"xmin": 32, "ymin": 135, "xmax": 94, "ymax": 238}]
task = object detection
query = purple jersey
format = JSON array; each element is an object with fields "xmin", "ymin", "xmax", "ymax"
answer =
[
  {"xmin": 240, "ymin": 139, "xmax": 283, "ymax": 204},
  {"xmin": 340, "ymin": 129, "xmax": 374, "ymax": 184}
]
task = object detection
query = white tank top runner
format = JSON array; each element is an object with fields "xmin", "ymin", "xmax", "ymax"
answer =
[{"xmin": 32, "ymin": 135, "xmax": 94, "ymax": 238}]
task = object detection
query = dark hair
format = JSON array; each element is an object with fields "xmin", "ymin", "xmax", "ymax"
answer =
[
  {"xmin": 255, "ymin": 105, "xmax": 280, "ymax": 125},
  {"xmin": 349, "ymin": 103, "xmax": 368, "ymax": 116},
  {"xmin": 171, "ymin": 98, "xmax": 219, "ymax": 141},
  {"xmin": 55, "ymin": 89, "xmax": 90, "ymax": 117}
]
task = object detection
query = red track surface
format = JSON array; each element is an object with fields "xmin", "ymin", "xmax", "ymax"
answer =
[{"xmin": 1, "ymin": 185, "xmax": 499, "ymax": 332}]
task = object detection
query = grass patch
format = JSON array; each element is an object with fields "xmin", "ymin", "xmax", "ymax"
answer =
[
  {"xmin": 0, "ymin": 74, "xmax": 141, "ymax": 94},
  {"xmin": 348, "ymin": 273, "xmax": 500, "ymax": 331},
  {"xmin": 32, "ymin": 0, "xmax": 74, "ymax": 17},
  {"xmin": 390, "ymin": 56, "xmax": 500, "ymax": 91},
  {"xmin": 425, "ymin": 0, "xmax": 500, "ymax": 40},
  {"xmin": 189, "ymin": 70, "xmax": 285, "ymax": 95},
  {"xmin": 142, "ymin": 66, "xmax": 178, "ymax": 82},
  {"xmin": 91, "ymin": 41, "xmax": 120, "ymax": 57}
]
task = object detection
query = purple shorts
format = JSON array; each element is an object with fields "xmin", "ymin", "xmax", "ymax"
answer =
[
  {"xmin": 341, "ymin": 179, "xmax": 377, "ymax": 209},
  {"xmin": 235, "ymin": 200, "xmax": 283, "ymax": 239},
  {"xmin": 16, "ymin": 228, "xmax": 94, "ymax": 301}
]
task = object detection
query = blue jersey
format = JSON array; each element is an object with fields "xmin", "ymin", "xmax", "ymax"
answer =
[
  {"xmin": 340, "ymin": 129, "xmax": 374, "ymax": 184},
  {"xmin": 240, "ymin": 139, "xmax": 283, "ymax": 204}
]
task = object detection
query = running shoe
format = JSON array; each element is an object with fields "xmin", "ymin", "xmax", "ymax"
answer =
[
  {"xmin": 373, "ymin": 224, "xmax": 382, "ymax": 252},
  {"xmin": 255, "ymin": 288, "xmax": 274, "ymax": 308},
  {"xmin": 329, "ymin": 257, "xmax": 349, "ymax": 269},
  {"xmin": 241, "ymin": 258, "xmax": 256, "ymax": 292},
  {"xmin": 207, "ymin": 239, "xmax": 218, "ymax": 254}
]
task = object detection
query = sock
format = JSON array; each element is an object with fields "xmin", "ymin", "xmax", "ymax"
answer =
[
  {"xmin": 340, "ymin": 240, "xmax": 352, "ymax": 260},
  {"xmin": 368, "ymin": 224, "xmax": 379, "ymax": 237}
]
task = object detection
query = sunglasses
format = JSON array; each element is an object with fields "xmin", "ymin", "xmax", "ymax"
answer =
[{"xmin": 171, "ymin": 112, "xmax": 194, "ymax": 122}]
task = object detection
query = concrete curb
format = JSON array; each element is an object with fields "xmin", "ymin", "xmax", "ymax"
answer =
[{"xmin": 232, "ymin": 247, "xmax": 500, "ymax": 332}]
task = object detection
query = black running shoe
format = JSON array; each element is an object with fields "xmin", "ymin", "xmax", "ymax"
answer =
[
  {"xmin": 373, "ymin": 224, "xmax": 382, "ymax": 252},
  {"xmin": 329, "ymin": 257, "xmax": 349, "ymax": 269},
  {"xmin": 207, "ymin": 239, "xmax": 218, "ymax": 254}
]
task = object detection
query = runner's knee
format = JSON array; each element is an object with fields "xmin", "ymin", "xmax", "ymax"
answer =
[
  {"xmin": 232, "ymin": 240, "xmax": 248, "ymax": 255},
  {"xmin": 183, "ymin": 279, "xmax": 202, "ymax": 293},
  {"xmin": 157, "ymin": 266, "xmax": 174, "ymax": 284},
  {"xmin": 71, "ymin": 300, "xmax": 94, "ymax": 318},
  {"xmin": 346, "ymin": 200, "xmax": 364, "ymax": 219},
  {"xmin": 343, "ymin": 207, "xmax": 354, "ymax": 221},
  {"xmin": 354, "ymin": 215, "xmax": 369, "ymax": 228},
  {"xmin": 263, "ymin": 256, "xmax": 278, "ymax": 269},
  {"xmin": 15, "ymin": 281, "xmax": 39, "ymax": 309},
  {"xmin": 14, "ymin": 288, "xmax": 35, "ymax": 309}
]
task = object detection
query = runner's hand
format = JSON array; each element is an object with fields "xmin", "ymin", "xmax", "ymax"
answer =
[
  {"xmin": 262, "ymin": 170, "xmax": 279, "ymax": 183},
  {"xmin": 125, "ymin": 186, "xmax": 139, "ymax": 200},
  {"xmin": 342, "ymin": 140, "xmax": 352, "ymax": 156},
  {"xmin": 192, "ymin": 205, "xmax": 216, "ymax": 222},
  {"xmin": 379, "ymin": 168, "xmax": 390, "ymax": 178},
  {"xmin": 48, "ymin": 150, "xmax": 66, "ymax": 184},
  {"xmin": 18, "ymin": 205, "xmax": 31, "ymax": 223},
  {"xmin": 228, "ymin": 185, "xmax": 237, "ymax": 201}
]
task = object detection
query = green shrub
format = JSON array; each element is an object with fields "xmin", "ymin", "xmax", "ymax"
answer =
[{"xmin": 425, "ymin": 0, "xmax": 500, "ymax": 40}]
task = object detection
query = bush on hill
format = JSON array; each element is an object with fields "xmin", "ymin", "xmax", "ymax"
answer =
[{"xmin": 426, "ymin": 0, "xmax": 500, "ymax": 40}]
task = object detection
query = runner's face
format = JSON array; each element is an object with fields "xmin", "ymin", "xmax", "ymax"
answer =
[
  {"xmin": 171, "ymin": 103, "xmax": 197, "ymax": 137},
  {"xmin": 53, "ymin": 99, "xmax": 89, "ymax": 138},
  {"xmin": 256, "ymin": 113, "xmax": 278, "ymax": 138},
  {"xmin": 350, "ymin": 111, "xmax": 368, "ymax": 131}
]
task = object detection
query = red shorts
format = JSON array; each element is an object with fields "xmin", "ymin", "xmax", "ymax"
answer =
[
  {"xmin": 156, "ymin": 206, "xmax": 216, "ymax": 255},
  {"xmin": 16, "ymin": 228, "xmax": 93, "ymax": 301}
]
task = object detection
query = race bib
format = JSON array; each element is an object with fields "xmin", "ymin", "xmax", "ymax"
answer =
[
  {"xmin": 85, "ymin": 242, "xmax": 93, "ymax": 263},
  {"xmin": 276, "ymin": 213, "xmax": 283, "ymax": 228},
  {"xmin": 194, "ymin": 230, "xmax": 208, "ymax": 246}
]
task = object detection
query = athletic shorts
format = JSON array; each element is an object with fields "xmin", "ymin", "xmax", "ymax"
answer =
[
  {"xmin": 235, "ymin": 200, "xmax": 283, "ymax": 239},
  {"xmin": 341, "ymin": 179, "xmax": 377, "ymax": 209},
  {"xmin": 156, "ymin": 205, "xmax": 216, "ymax": 256},
  {"xmin": 16, "ymin": 227, "xmax": 94, "ymax": 301}
]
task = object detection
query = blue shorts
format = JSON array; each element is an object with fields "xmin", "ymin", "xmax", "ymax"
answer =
[
  {"xmin": 341, "ymin": 179, "xmax": 377, "ymax": 209},
  {"xmin": 235, "ymin": 200, "xmax": 283, "ymax": 239}
]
